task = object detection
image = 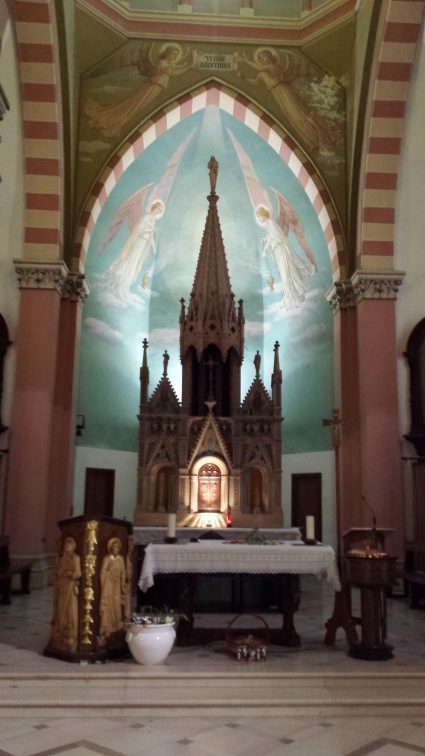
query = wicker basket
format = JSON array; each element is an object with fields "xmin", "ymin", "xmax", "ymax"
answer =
[{"xmin": 226, "ymin": 613, "xmax": 269, "ymax": 661}]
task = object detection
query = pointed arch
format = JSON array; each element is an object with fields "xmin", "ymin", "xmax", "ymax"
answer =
[
  {"xmin": 359, "ymin": 0, "xmax": 425, "ymax": 267},
  {"xmin": 9, "ymin": 0, "xmax": 63, "ymax": 260},
  {"xmin": 75, "ymin": 81, "xmax": 346, "ymax": 281}
]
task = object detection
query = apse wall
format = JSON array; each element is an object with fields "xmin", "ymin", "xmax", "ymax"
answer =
[{"xmin": 72, "ymin": 106, "xmax": 337, "ymax": 542}]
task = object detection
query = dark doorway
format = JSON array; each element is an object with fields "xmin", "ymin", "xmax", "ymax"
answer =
[
  {"xmin": 291, "ymin": 473, "xmax": 322, "ymax": 542},
  {"xmin": 84, "ymin": 468, "xmax": 115, "ymax": 517}
]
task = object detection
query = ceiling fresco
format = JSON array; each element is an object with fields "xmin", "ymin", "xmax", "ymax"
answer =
[
  {"xmin": 78, "ymin": 39, "xmax": 346, "ymax": 223},
  {"xmin": 77, "ymin": 106, "xmax": 335, "ymax": 456}
]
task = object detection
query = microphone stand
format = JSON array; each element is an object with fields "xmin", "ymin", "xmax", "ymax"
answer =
[{"xmin": 362, "ymin": 496, "xmax": 377, "ymax": 550}]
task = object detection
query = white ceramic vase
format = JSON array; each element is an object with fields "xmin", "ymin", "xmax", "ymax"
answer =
[{"xmin": 126, "ymin": 622, "xmax": 176, "ymax": 665}]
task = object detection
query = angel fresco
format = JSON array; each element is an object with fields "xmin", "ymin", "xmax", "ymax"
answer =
[
  {"xmin": 102, "ymin": 188, "xmax": 162, "ymax": 299},
  {"xmin": 101, "ymin": 130, "xmax": 194, "ymax": 300},
  {"xmin": 84, "ymin": 43, "xmax": 194, "ymax": 139},
  {"xmin": 227, "ymin": 129, "xmax": 316, "ymax": 311},
  {"xmin": 235, "ymin": 47, "xmax": 341, "ymax": 153}
]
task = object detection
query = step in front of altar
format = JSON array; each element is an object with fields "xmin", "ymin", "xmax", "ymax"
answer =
[{"xmin": 0, "ymin": 671, "xmax": 424, "ymax": 717}]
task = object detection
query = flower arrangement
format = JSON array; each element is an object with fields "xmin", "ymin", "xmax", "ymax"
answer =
[
  {"xmin": 244, "ymin": 527, "xmax": 276, "ymax": 545},
  {"xmin": 125, "ymin": 606, "xmax": 185, "ymax": 627}
]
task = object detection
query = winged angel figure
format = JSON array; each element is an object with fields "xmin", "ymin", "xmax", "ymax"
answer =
[
  {"xmin": 235, "ymin": 47, "xmax": 341, "ymax": 153},
  {"xmin": 102, "ymin": 131, "xmax": 194, "ymax": 300},
  {"xmin": 85, "ymin": 43, "xmax": 194, "ymax": 139},
  {"xmin": 228, "ymin": 130, "xmax": 317, "ymax": 311}
]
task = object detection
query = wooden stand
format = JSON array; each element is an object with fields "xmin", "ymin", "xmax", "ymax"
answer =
[
  {"xmin": 44, "ymin": 515, "xmax": 132, "ymax": 664},
  {"xmin": 344, "ymin": 555, "xmax": 397, "ymax": 660}
]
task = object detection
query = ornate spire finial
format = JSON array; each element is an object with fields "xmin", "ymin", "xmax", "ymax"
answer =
[
  {"xmin": 142, "ymin": 338, "xmax": 148, "ymax": 365},
  {"xmin": 273, "ymin": 341, "xmax": 280, "ymax": 370},
  {"xmin": 208, "ymin": 155, "xmax": 218, "ymax": 193}
]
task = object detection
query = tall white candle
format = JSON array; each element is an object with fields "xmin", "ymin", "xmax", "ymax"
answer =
[
  {"xmin": 167, "ymin": 513, "xmax": 176, "ymax": 539},
  {"xmin": 306, "ymin": 516, "xmax": 315, "ymax": 541}
]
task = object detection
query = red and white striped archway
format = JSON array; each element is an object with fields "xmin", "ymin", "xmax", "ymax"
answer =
[
  {"xmin": 359, "ymin": 0, "xmax": 425, "ymax": 267},
  {"xmin": 8, "ymin": 0, "xmax": 425, "ymax": 280},
  {"xmin": 9, "ymin": 0, "xmax": 63, "ymax": 261},
  {"xmin": 74, "ymin": 81, "xmax": 346, "ymax": 282}
]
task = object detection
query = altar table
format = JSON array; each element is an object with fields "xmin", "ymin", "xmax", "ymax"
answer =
[
  {"xmin": 138, "ymin": 541, "xmax": 343, "ymax": 647},
  {"xmin": 133, "ymin": 527, "xmax": 302, "ymax": 546}
]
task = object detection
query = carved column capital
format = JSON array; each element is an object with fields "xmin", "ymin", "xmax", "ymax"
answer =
[
  {"xmin": 327, "ymin": 272, "xmax": 405, "ymax": 314},
  {"xmin": 326, "ymin": 282, "xmax": 356, "ymax": 315},
  {"xmin": 13, "ymin": 262, "xmax": 90, "ymax": 305},
  {"xmin": 62, "ymin": 273, "xmax": 91, "ymax": 305},
  {"xmin": 350, "ymin": 270, "xmax": 405, "ymax": 303},
  {"xmin": 14, "ymin": 260, "xmax": 69, "ymax": 294}
]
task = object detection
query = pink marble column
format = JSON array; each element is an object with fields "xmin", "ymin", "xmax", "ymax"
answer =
[
  {"xmin": 351, "ymin": 273, "xmax": 404, "ymax": 557},
  {"xmin": 328, "ymin": 285, "xmax": 362, "ymax": 553},
  {"xmin": 4, "ymin": 263, "xmax": 87, "ymax": 560},
  {"xmin": 45, "ymin": 274, "xmax": 89, "ymax": 552},
  {"xmin": 329, "ymin": 273, "xmax": 404, "ymax": 558},
  {"xmin": 5, "ymin": 289, "xmax": 61, "ymax": 558},
  {"xmin": 356, "ymin": 311, "xmax": 403, "ymax": 555}
]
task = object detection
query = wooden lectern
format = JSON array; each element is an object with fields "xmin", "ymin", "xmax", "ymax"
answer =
[
  {"xmin": 44, "ymin": 515, "xmax": 133, "ymax": 663},
  {"xmin": 342, "ymin": 527, "xmax": 395, "ymax": 555},
  {"xmin": 342, "ymin": 527, "xmax": 397, "ymax": 661}
]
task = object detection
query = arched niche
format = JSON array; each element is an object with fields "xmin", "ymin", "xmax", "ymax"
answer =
[
  {"xmin": 0, "ymin": 314, "xmax": 11, "ymax": 434},
  {"xmin": 189, "ymin": 454, "xmax": 229, "ymax": 514},
  {"xmin": 405, "ymin": 317, "xmax": 425, "ymax": 457}
]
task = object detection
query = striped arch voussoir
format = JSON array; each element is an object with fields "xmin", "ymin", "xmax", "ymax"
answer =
[{"xmin": 74, "ymin": 81, "xmax": 345, "ymax": 280}]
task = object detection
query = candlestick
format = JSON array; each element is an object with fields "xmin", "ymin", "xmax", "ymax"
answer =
[
  {"xmin": 167, "ymin": 513, "xmax": 176, "ymax": 539},
  {"xmin": 306, "ymin": 516, "xmax": 315, "ymax": 541}
]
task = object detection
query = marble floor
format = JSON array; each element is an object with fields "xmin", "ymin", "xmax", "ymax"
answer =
[{"xmin": 0, "ymin": 577, "xmax": 425, "ymax": 755}]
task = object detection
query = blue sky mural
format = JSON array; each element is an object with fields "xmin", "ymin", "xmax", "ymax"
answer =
[{"xmin": 77, "ymin": 106, "xmax": 334, "ymax": 454}]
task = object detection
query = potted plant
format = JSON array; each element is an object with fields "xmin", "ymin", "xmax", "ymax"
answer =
[{"xmin": 124, "ymin": 606, "xmax": 183, "ymax": 665}]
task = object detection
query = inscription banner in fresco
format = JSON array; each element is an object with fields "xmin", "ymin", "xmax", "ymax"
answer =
[{"xmin": 194, "ymin": 52, "xmax": 238, "ymax": 71}]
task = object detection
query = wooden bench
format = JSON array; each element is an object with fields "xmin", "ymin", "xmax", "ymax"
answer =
[
  {"xmin": 0, "ymin": 560, "xmax": 33, "ymax": 604},
  {"xmin": 403, "ymin": 541, "xmax": 425, "ymax": 608}
]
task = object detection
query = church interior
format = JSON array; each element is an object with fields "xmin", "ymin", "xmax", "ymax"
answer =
[{"xmin": 1, "ymin": 0, "xmax": 425, "ymax": 752}]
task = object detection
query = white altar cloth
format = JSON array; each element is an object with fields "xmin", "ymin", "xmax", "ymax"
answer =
[
  {"xmin": 133, "ymin": 527, "xmax": 302, "ymax": 546},
  {"xmin": 138, "ymin": 541, "xmax": 341, "ymax": 593}
]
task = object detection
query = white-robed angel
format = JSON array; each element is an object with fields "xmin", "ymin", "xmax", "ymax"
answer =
[
  {"xmin": 227, "ymin": 128, "xmax": 317, "ymax": 310},
  {"xmin": 102, "ymin": 186, "xmax": 163, "ymax": 299},
  {"xmin": 256, "ymin": 189, "xmax": 317, "ymax": 310},
  {"xmin": 101, "ymin": 129, "xmax": 195, "ymax": 299}
]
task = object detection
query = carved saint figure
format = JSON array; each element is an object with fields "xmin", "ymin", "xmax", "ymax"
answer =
[
  {"xmin": 49, "ymin": 537, "xmax": 81, "ymax": 652},
  {"xmin": 124, "ymin": 537, "xmax": 134, "ymax": 620},
  {"xmin": 254, "ymin": 351, "xmax": 261, "ymax": 378},
  {"xmin": 163, "ymin": 349, "xmax": 169, "ymax": 377},
  {"xmin": 99, "ymin": 537, "xmax": 127, "ymax": 643},
  {"xmin": 208, "ymin": 156, "xmax": 219, "ymax": 192}
]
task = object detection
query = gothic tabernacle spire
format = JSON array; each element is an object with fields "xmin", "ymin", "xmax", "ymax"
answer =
[
  {"xmin": 137, "ymin": 156, "xmax": 282, "ymax": 529},
  {"xmin": 180, "ymin": 156, "xmax": 244, "ymax": 363}
]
